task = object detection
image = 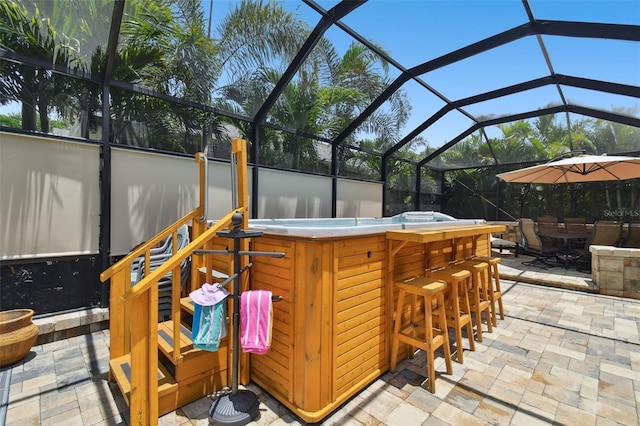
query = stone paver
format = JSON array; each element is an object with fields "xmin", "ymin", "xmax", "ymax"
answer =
[{"xmin": 4, "ymin": 253, "xmax": 640, "ymax": 425}]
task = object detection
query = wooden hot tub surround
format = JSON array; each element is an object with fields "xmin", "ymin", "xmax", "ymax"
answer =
[
  {"xmin": 249, "ymin": 232, "xmax": 388, "ymax": 422},
  {"xmin": 246, "ymin": 223, "xmax": 505, "ymax": 423}
]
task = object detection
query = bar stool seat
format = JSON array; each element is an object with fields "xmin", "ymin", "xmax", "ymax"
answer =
[
  {"xmin": 390, "ymin": 278, "xmax": 453, "ymax": 393},
  {"xmin": 428, "ymin": 266, "xmax": 475, "ymax": 363},
  {"xmin": 452, "ymin": 260, "xmax": 493, "ymax": 342},
  {"xmin": 472, "ymin": 255, "xmax": 504, "ymax": 326}
]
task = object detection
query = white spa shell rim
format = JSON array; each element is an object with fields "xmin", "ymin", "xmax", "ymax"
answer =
[{"xmin": 210, "ymin": 212, "xmax": 486, "ymax": 237}]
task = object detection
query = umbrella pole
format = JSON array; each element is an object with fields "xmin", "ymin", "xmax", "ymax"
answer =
[{"xmin": 519, "ymin": 183, "xmax": 531, "ymax": 219}]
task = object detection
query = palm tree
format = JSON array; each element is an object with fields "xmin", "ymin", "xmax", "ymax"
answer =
[
  {"xmin": 0, "ymin": 0, "xmax": 177, "ymax": 139},
  {"xmin": 213, "ymin": 0, "xmax": 309, "ymax": 115},
  {"xmin": 0, "ymin": 1, "xmax": 76, "ymax": 131},
  {"xmin": 164, "ymin": 0, "xmax": 220, "ymax": 153},
  {"xmin": 214, "ymin": 1, "xmax": 412, "ymax": 174}
]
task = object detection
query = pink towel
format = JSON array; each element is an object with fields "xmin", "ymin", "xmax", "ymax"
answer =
[{"xmin": 240, "ymin": 290, "xmax": 273, "ymax": 354}]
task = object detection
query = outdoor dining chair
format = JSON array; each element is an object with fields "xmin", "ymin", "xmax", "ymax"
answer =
[
  {"xmin": 537, "ymin": 216, "xmax": 560, "ymax": 229},
  {"xmin": 563, "ymin": 217, "xmax": 588, "ymax": 233},
  {"xmin": 575, "ymin": 220, "xmax": 624, "ymax": 271},
  {"xmin": 563, "ymin": 218, "xmax": 590, "ymax": 248},
  {"xmin": 519, "ymin": 218, "xmax": 558, "ymax": 267},
  {"xmin": 621, "ymin": 221, "xmax": 640, "ymax": 248},
  {"xmin": 537, "ymin": 217, "xmax": 562, "ymax": 247}
]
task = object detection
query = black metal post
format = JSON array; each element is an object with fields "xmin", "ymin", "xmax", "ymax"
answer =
[
  {"xmin": 231, "ymin": 231, "xmax": 240, "ymax": 395},
  {"xmin": 208, "ymin": 212, "xmax": 284, "ymax": 425}
]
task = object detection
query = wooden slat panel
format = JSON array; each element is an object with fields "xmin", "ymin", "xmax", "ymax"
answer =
[
  {"xmin": 393, "ymin": 242, "xmax": 426, "ymax": 280},
  {"xmin": 336, "ymin": 238, "xmax": 385, "ymax": 266},
  {"xmin": 338, "ymin": 250, "xmax": 386, "ymax": 270},
  {"xmin": 337, "ymin": 286, "xmax": 384, "ymax": 312},
  {"xmin": 336, "ymin": 312, "xmax": 383, "ymax": 344},
  {"xmin": 267, "ymin": 338, "xmax": 290, "ymax": 367},
  {"xmin": 254, "ymin": 237, "xmax": 295, "ymax": 252},
  {"xmin": 251, "ymin": 349, "xmax": 290, "ymax": 378},
  {"xmin": 454, "ymin": 236, "xmax": 475, "ymax": 259},
  {"xmin": 337, "ymin": 276, "xmax": 383, "ymax": 300},
  {"xmin": 336, "ymin": 320, "xmax": 385, "ymax": 356},
  {"xmin": 333, "ymin": 234, "xmax": 386, "ymax": 403},
  {"xmin": 174, "ymin": 343, "xmax": 228, "ymax": 381},
  {"xmin": 270, "ymin": 317, "xmax": 291, "ymax": 338},
  {"xmin": 252, "ymin": 262, "xmax": 294, "ymax": 282},
  {"xmin": 476, "ymin": 234, "xmax": 490, "ymax": 256},
  {"xmin": 252, "ymin": 368, "xmax": 290, "ymax": 402},
  {"xmin": 334, "ymin": 235, "xmax": 384, "ymax": 253},
  {"xmin": 335, "ymin": 346, "xmax": 385, "ymax": 393},
  {"xmin": 271, "ymin": 315, "xmax": 293, "ymax": 338},
  {"xmin": 336, "ymin": 297, "xmax": 383, "ymax": 325},
  {"xmin": 426, "ymin": 240, "xmax": 455, "ymax": 269},
  {"xmin": 250, "ymin": 238, "xmax": 296, "ymax": 403},
  {"xmin": 337, "ymin": 269, "xmax": 383, "ymax": 291},
  {"xmin": 335, "ymin": 300, "xmax": 385, "ymax": 332},
  {"xmin": 336, "ymin": 339, "xmax": 385, "ymax": 377},
  {"xmin": 336, "ymin": 260, "xmax": 385, "ymax": 281}
]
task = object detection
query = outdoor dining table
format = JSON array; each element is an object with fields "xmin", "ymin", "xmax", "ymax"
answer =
[{"xmin": 537, "ymin": 232, "xmax": 592, "ymax": 268}]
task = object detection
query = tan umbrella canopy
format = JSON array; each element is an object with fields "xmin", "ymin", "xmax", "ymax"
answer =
[{"xmin": 496, "ymin": 154, "xmax": 640, "ymax": 184}]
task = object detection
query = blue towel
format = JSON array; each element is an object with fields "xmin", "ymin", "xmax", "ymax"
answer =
[{"xmin": 192, "ymin": 301, "xmax": 227, "ymax": 351}]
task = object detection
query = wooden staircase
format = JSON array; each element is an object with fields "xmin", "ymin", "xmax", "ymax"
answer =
[
  {"xmin": 108, "ymin": 298, "xmax": 229, "ymax": 417},
  {"xmin": 100, "ymin": 140, "xmax": 251, "ymax": 425}
]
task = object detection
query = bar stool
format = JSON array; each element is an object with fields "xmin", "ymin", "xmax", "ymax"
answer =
[
  {"xmin": 428, "ymin": 267, "xmax": 475, "ymax": 363},
  {"xmin": 390, "ymin": 277, "xmax": 453, "ymax": 393},
  {"xmin": 472, "ymin": 255, "xmax": 504, "ymax": 326},
  {"xmin": 453, "ymin": 260, "xmax": 492, "ymax": 342}
]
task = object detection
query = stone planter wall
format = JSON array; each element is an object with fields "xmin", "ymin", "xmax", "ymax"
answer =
[
  {"xmin": 487, "ymin": 221, "xmax": 520, "ymax": 243},
  {"xmin": 590, "ymin": 245, "xmax": 640, "ymax": 299}
]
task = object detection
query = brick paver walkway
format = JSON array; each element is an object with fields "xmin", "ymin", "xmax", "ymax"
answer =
[{"xmin": 4, "ymin": 277, "xmax": 640, "ymax": 425}]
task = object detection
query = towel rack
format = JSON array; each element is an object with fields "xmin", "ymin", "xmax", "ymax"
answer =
[{"xmin": 197, "ymin": 211, "xmax": 283, "ymax": 425}]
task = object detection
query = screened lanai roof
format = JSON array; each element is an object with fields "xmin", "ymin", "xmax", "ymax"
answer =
[{"xmin": 1, "ymin": 0, "xmax": 639, "ymax": 172}]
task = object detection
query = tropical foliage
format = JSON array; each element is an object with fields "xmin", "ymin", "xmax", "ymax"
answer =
[
  {"xmin": 443, "ymin": 111, "xmax": 640, "ymax": 221},
  {"xmin": 1, "ymin": 0, "xmax": 638, "ymax": 219}
]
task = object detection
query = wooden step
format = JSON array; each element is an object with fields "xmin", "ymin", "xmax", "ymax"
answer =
[
  {"xmin": 180, "ymin": 296, "xmax": 195, "ymax": 315},
  {"xmin": 110, "ymin": 352, "xmax": 225, "ymax": 417},
  {"xmin": 198, "ymin": 267, "xmax": 229, "ymax": 282},
  {"xmin": 109, "ymin": 353, "xmax": 177, "ymax": 405},
  {"xmin": 158, "ymin": 316, "xmax": 230, "ymax": 382},
  {"xmin": 161, "ymin": 339, "xmax": 229, "ymax": 382},
  {"xmin": 158, "ymin": 320, "xmax": 193, "ymax": 358}
]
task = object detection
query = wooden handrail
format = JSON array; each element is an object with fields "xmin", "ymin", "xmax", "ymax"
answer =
[
  {"xmin": 123, "ymin": 208, "xmax": 244, "ymax": 302},
  {"xmin": 100, "ymin": 209, "xmax": 200, "ymax": 282}
]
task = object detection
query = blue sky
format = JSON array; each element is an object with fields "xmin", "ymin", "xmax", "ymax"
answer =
[{"xmin": 208, "ymin": 0, "xmax": 640, "ymax": 147}]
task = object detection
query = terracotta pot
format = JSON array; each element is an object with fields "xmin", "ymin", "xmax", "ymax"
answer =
[{"xmin": 0, "ymin": 309, "xmax": 39, "ymax": 366}]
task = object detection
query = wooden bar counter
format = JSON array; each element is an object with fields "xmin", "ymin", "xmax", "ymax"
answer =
[
  {"xmin": 387, "ymin": 223, "xmax": 507, "ymax": 280},
  {"xmin": 244, "ymin": 222, "xmax": 504, "ymax": 423}
]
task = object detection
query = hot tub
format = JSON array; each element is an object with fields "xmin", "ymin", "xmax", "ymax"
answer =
[
  {"xmin": 236, "ymin": 213, "xmax": 492, "ymax": 422},
  {"xmin": 248, "ymin": 211, "xmax": 483, "ymax": 236}
]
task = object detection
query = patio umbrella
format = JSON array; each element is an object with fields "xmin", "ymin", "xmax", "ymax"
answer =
[{"xmin": 496, "ymin": 154, "xmax": 640, "ymax": 184}]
